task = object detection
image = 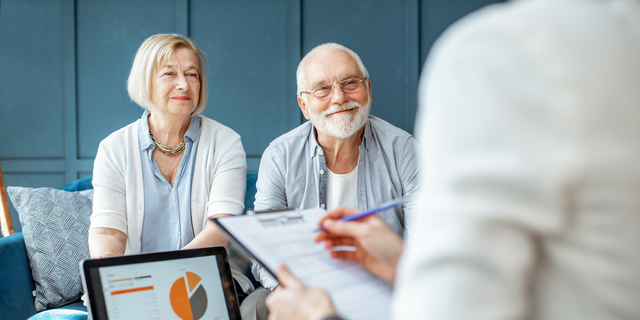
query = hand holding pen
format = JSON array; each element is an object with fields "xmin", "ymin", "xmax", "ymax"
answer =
[
  {"xmin": 314, "ymin": 199, "xmax": 404, "ymax": 232},
  {"xmin": 313, "ymin": 203, "xmax": 405, "ymax": 282}
]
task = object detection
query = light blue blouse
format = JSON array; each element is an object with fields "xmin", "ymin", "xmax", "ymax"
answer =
[{"xmin": 138, "ymin": 110, "xmax": 202, "ymax": 252}]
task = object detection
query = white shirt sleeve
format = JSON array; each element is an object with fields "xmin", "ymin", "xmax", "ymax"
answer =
[
  {"xmin": 90, "ymin": 185, "xmax": 128, "ymax": 235},
  {"xmin": 251, "ymin": 260, "xmax": 279, "ymax": 290},
  {"xmin": 205, "ymin": 131, "xmax": 247, "ymax": 217},
  {"xmin": 90, "ymin": 138, "xmax": 129, "ymax": 235}
]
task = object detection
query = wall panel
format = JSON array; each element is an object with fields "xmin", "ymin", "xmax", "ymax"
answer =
[
  {"xmin": 303, "ymin": 0, "xmax": 416, "ymax": 132},
  {"xmin": 0, "ymin": 0, "xmax": 69, "ymax": 233},
  {"xmin": 190, "ymin": 0, "xmax": 300, "ymax": 158},
  {"xmin": 0, "ymin": 0, "xmax": 65, "ymax": 159},
  {"xmin": 419, "ymin": 0, "xmax": 500, "ymax": 67},
  {"xmin": 76, "ymin": 0, "xmax": 182, "ymax": 159}
]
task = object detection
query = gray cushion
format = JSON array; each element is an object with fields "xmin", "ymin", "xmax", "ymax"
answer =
[{"xmin": 7, "ymin": 187, "xmax": 93, "ymax": 312}]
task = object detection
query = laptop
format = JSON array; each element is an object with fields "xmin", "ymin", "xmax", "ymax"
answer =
[{"xmin": 81, "ymin": 247, "xmax": 241, "ymax": 320}]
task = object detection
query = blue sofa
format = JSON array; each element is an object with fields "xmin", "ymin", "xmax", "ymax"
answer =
[{"xmin": 0, "ymin": 174, "xmax": 258, "ymax": 320}]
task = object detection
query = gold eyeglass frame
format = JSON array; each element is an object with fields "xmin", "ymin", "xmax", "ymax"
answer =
[{"xmin": 299, "ymin": 78, "xmax": 367, "ymax": 100}]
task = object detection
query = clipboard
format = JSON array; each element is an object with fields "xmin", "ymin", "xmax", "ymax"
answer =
[
  {"xmin": 211, "ymin": 208, "xmax": 393, "ymax": 320},
  {"xmin": 213, "ymin": 209, "xmax": 307, "ymax": 278}
]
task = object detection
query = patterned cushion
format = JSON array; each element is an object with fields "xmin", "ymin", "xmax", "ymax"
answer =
[{"xmin": 7, "ymin": 187, "xmax": 93, "ymax": 312}]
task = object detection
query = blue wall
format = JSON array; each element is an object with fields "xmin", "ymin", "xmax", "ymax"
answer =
[{"xmin": 0, "ymin": 0, "xmax": 500, "ymax": 233}]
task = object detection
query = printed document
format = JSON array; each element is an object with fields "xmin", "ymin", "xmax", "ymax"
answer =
[{"xmin": 214, "ymin": 208, "xmax": 393, "ymax": 320}]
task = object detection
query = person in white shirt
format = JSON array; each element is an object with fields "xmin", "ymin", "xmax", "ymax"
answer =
[{"xmin": 88, "ymin": 34, "xmax": 252, "ymax": 300}]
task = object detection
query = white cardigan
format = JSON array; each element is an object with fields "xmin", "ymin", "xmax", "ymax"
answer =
[{"xmin": 90, "ymin": 115, "xmax": 247, "ymax": 254}]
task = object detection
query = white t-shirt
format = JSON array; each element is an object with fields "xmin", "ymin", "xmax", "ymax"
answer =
[{"xmin": 326, "ymin": 166, "xmax": 358, "ymax": 211}]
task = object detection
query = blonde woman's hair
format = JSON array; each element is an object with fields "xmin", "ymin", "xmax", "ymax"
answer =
[{"xmin": 127, "ymin": 34, "xmax": 208, "ymax": 115}]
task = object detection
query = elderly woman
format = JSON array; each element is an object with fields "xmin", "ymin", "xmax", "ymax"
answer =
[{"xmin": 88, "ymin": 34, "xmax": 251, "ymax": 299}]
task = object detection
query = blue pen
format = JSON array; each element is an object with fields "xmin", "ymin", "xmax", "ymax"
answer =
[{"xmin": 315, "ymin": 199, "xmax": 404, "ymax": 232}]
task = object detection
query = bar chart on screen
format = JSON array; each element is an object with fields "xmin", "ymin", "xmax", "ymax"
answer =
[{"xmin": 104, "ymin": 275, "xmax": 160, "ymax": 320}]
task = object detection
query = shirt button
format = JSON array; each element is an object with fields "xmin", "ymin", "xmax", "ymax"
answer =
[
  {"xmin": 320, "ymin": 203, "xmax": 326, "ymax": 209},
  {"xmin": 320, "ymin": 170, "xmax": 325, "ymax": 175}
]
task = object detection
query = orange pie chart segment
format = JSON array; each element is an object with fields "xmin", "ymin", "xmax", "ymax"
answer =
[
  {"xmin": 186, "ymin": 272, "xmax": 201, "ymax": 293},
  {"xmin": 170, "ymin": 277, "xmax": 193, "ymax": 320}
]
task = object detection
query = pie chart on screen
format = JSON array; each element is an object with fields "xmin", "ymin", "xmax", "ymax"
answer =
[{"xmin": 170, "ymin": 271, "xmax": 208, "ymax": 320}]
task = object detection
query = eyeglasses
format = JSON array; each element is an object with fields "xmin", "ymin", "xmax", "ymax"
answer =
[{"xmin": 300, "ymin": 78, "xmax": 366, "ymax": 100}]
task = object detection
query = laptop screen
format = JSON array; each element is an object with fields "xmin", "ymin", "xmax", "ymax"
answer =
[{"xmin": 82, "ymin": 247, "xmax": 240, "ymax": 320}]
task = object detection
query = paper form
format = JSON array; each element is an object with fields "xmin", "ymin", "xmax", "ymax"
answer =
[{"xmin": 215, "ymin": 208, "xmax": 393, "ymax": 320}]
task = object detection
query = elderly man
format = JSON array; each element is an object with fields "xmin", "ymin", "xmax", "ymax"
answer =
[
  {"xmin": 265, "ymin": 1, "xmax": 640, "ymax": 320},
  {"xmin": 239, "ymin": 43, "xmax": 420, "ymax": 319}
]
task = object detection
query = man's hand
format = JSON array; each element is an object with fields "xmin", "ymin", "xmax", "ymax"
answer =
[
  {"xmin": 266, "ymin": 264, "xmax": 338, "ymax": 320},
  {"xmin": 315, "ymin": 207, "xmax": 404, "ymax": 282}
]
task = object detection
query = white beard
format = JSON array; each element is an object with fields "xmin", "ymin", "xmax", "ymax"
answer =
[{"xmin": 309, "ymin": 98, "xmax": 371, "ymax": 139}]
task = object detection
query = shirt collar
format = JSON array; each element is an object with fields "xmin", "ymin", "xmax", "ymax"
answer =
[
  {"xmin": 308, "ymin": 116, "xmax": 372, "ymax": 158},
  {"xmin": 139, "ymin": 110, "xmax": 155, "ymax": 151},
  {"xmin": 183, "ymin": 115, "xmax": 201, "ymax": 143},
  {"xmin": 138, "ymin": 109, "xmax": 201, "ymax": 151}
]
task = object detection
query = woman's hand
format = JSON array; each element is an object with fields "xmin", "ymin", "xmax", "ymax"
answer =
[
  {"xmin": 315, "ymin": 207, "xmax": 404, "ymax": 282},
  {"xmin": 266, "ymin": 264, "xmax": 338, "ymax": 320},
  {"xmin": 88, "ymin": 227, "xmax": 127, "ymax": 258}
]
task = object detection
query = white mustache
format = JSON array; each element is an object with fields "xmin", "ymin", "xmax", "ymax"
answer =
[{"xmin": 322, "ymin": 102, "xmax": 361, "ymax": 117}]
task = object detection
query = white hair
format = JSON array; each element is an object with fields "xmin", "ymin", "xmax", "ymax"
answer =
[{"xmin": 296, "ymin": 43, "xmax": 369, "ymax": 97}]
